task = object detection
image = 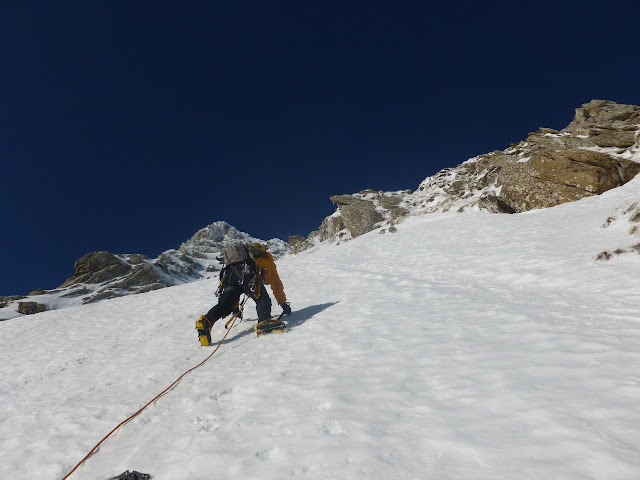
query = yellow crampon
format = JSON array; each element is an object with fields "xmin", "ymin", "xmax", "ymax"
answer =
[
  {"xmin": 254, "ymin": 318, "xmax": 286, "ymax": 337},
  {"xmin": 196, "ymin": 315, "xmax": 211, "ymax": 346}
]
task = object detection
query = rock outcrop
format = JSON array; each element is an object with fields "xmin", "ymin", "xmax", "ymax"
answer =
[
  {"xmin": 56, "ymin": 251, "xmax": 171, "ymax": 304},
  {"xmin": 293, "ymin": 100, "xmax": 640, "ymax": 250},
  {"xmin": 17, "ymin": 302, "xmax": 46, "ymax": 315},
  {"xmin": 61, "ymin": 252, "xmax": 133, "ymax": 287}
]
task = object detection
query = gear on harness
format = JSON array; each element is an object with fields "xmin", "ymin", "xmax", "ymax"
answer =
[
  {"xmin": 224, "ymin": 305, "xmax": 244, "ymax": 329},
  {"xmin": 217, "ymin": 262, "xmax": 257, "ymax": 297},
  {"xmin": 107, "ymin": 470, "xmax": 151, "ymax": 480}
]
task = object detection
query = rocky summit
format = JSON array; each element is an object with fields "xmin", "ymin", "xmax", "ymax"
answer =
[{"xmin": 289, "ymin": 100, "xmax": 640, "ymax": 252}]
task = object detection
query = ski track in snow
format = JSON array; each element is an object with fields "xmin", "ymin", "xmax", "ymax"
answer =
[{"xmin": 2, "ymin": 178, "xmax": 640, "ymax": 480}]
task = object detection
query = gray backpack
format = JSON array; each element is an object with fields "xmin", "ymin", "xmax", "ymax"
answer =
[
  {"xmin": 217, "ymin": 244, "xmax": 256, "ymax": 295},
  {"xmin": 221, "ymin": 244, "xmax": 252, "ymax": 266}
]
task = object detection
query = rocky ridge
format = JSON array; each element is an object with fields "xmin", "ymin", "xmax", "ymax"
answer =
[
  {"xmin": 289, "ymin": 100, "xmax": 640, "ymax": 252},
  {"xmin": 0, "ymin": 221, "xmax": 291, "ymax": 320}
]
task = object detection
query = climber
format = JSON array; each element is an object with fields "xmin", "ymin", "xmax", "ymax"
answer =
[{"xmin": 195, "ymin": 243, "xmax": 291, "ymax": 345}]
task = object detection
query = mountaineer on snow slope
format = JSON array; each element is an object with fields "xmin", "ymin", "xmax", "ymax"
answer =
[{"xmin": 195, "ymin": 243, "xmax": 291, "ymax": 345}]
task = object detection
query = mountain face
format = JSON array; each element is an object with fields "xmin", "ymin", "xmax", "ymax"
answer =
[
  {"xmin": 0, "ymin": 222, "xmax": 291, "ymax": 319},
  {"xmin": 4, "ymin": 100, "xmax": 639, "ymax": 317},
  {"xmin": 289, "ymin": 100, "xmax": 640, "ymax": 252}
]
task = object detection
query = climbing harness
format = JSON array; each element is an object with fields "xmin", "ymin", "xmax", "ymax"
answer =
[{"xmin": 60, "ymin": 297, "xmax": 248, "ymax": 480}]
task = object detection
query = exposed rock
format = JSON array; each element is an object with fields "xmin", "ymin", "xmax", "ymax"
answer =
[
  {"xmin": 565, "ymin": 99, "xmax": 640, "ymax": 148},
  {"xmin": 595, "ymin": 251, "xmax": 614, "ymax": 261},
  {"xmin": 596, "ymin": 201, "xmax": 640, "ymax": 260},
  {"xmin": 288, "ymin": 235, "xmax": 310, "ymax": 254},
  {"xmin": 61, "ymin": 251, "xmax": 132, "ymax": 287},
  {"xmin": 28, "ymin": 288, "xmax": 49, "ymax": 296},
  {"xmin": 0, "ymin": 295, "xmax": 27, "ymax": 303},
  {"xmin": 128, "ymin": 254, "xmax": 149, "ymax": 265},
  {"xmin": 134, "ymin": 283, "xmax": 167, "ymax": 294},
  {"xmin": 375, "ymin": 192, "xmax": 412, "ymax": 223},
  {"xmin": 291, "ymin": 100, "xmax": 640, "ymax": 251},
  {"xmin": 477, "ymin": 193, "xmax": 517, "ymax": 214},
  {"xmin": 316, "ymin": 211, "xmax": 348, "ymax": 239},
  {"xmin": 61, "ymin": 287, "xmax": 90, "ymax": 298},
  {"xmin": 329, "ymin": 194, "xmax": 384, "ymax": 237},
  {"xmin": 18, "ymin": 302, "xmax": 47, "ymax": 315},
  {"xmin": 379, "ymin": 225, "xmax": 398, "ymax": 235},
  {"xmin": 495, "ymin": 149, "xmax": 640, "ymax": 212},
  {"xmin": 107, "ymin": 263, "xmax": 171, "ymax": 291},
  {"xmin": 83, "ymin": 289, "xmax": 122, "ymax": 304}
]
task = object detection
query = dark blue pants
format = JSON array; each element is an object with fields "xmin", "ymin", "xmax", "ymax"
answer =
[{"xmin": 205, "ymin": 285, "xmax": 272, "ymax": 325}]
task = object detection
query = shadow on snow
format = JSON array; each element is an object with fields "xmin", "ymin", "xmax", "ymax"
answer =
[
  {"xmin": 226, "ymin": 301, "xmax": 339, "ymax": 342},
  {"xmin": 286, "ymin": 301, "xmax": 339, "ymax": 329}
]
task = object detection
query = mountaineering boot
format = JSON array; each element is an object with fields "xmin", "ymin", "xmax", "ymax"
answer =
[
  {"xmin": 255, "ymin": 317, "xmax": 286, "ymax": 337},
  {"xmin": 196, "ymin": 315, "xmax": 213, "ymax": 346},
  {"xmin": 280, "ymin": 302, "xmax": 292, "ymax": 316}
]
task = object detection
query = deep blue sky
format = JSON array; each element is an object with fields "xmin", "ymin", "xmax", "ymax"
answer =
[{"xmin": 2, "ymin": 1, "xmax": 639, "ymax": 295}]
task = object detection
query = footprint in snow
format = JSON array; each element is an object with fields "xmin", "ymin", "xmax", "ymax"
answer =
[
  {"xmin": 255, "ymin": 444, "xmax": 280, "ymax": 459},
  {"xmin": 315, "ymin": 401, "xmax": 333, "ymax": 410},
  {"xmin": 193, "ymin": 414, "xmax": 221, "ymax": 432},
  {"xmin": 321, "ymin": 419, "xmax": 347, "ymax": 435}
]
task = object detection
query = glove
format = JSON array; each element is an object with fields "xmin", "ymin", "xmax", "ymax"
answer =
[{"xmin": 280, "ymin": 302, "xmax": 291, "ymax": 315}]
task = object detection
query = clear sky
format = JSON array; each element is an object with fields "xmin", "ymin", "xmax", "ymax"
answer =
[{"xmin": 2, "ymin": 1, "xmax": 639, "ymax": 295}]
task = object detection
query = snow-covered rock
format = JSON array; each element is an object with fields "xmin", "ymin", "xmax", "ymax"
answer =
[{"xmin": 293, "ymin": 100, "xmax": 640, "ymax": 249}]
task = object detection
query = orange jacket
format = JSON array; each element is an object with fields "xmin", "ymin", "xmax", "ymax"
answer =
[{"xmin": 255, "ymin": 251, "xmax": 287, "ymax": 305}]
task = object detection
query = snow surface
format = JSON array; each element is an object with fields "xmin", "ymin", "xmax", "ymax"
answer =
[{"xmin": 2, "ymin": 177, "xmax": 640, "ymax": 480}]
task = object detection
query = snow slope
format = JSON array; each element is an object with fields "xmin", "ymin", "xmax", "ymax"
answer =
[{"xmin": 1, "ymin": 177, "xmax": 640, "ymax": 480}]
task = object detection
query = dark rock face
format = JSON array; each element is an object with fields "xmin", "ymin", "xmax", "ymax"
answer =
[
  {"xmin": 1, "ymin": 295, "xmax": 27, "ymax": 303},
  {"xmin": 18, "ymin": 302, "xmax": 47, "ymax": 315},
  {"xmin": 288, "ymin": 235, "xmax": 309, "ymax": 254},
  {"xmin": 447, "ymin": 147, "xmax": 640, "ymax": 214},
  {"xmin": 54, "ymin": 251, "xmax": 166, "ymax": 304},
  {"xmin": 28, "ymin": 289, "xmax": 50, "ymax": 296},
  {"xmin": 61, "ymin": 251, "xmax": 132, "ymax": 287},
  {"xmin": 329, "ymin": 195, "xmax": 385, "ymax": 238},
  {"xmin": 106, "ymin": 264, "xmax": 169, "ymax": 292},
  {"xmin": 292, "ymin": 100, "xmax": 640, "ymax": 250},
  {"xmin": 565, "ymin": 99, "xmax": 640, "ymax": 148}
]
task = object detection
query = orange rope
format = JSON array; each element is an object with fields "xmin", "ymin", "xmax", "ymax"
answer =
[{"xmin": 60, "ymin": 297, "xmax": 248, "ymax": 480}]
